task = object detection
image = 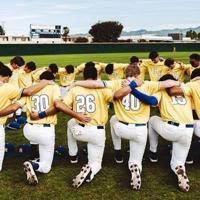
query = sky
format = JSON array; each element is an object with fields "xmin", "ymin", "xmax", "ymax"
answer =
[{"xmin": 0, "ymin": 0, "xmax": 200, "ymax": 35}]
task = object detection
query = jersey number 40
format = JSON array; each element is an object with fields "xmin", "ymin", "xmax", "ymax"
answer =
[{"xmin": 122, "ymin": 94, "xmax": 140, "ymax": 111}]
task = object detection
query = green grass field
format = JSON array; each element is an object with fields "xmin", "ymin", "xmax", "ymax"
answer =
[{"xmin": 0, "ymin": 52, "xmax": 200, "ymax": 200}]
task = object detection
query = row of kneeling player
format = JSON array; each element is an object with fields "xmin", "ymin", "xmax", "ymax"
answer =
[{"xmin": 0, "ymin": 59, "xmax": 200, "ymax": 192}]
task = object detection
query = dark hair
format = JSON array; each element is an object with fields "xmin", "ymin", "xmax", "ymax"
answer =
[
  {"xmin": 0, "ymin": 65, "xmax": 12, "ymax": 77},
  {"xmin": 65, "ymin": 65, "xmax": 74, "ymax": 74},
  {"xmin": 191, "ymin": 68, "xmax": 200, "ymax": 79},
  {"xmin": 40, "ymin": 71, "xmax": 55, "ymax": 80},
  {"xmin": 125, "ymin": 64, "xmax": 140, "ymax": 78},
  {"xmin": 130, "ymin": 56, "xmax": 139, "ymax": 64},
  {"xmin": 26, "ymin": 61, "xmax": 36, "ymax": 71},
  {"xmin": 105, "ymin": 64, "xmax": 114, "ymax": 74},
  {"xmin": 189, "ymin": 54, "xmax": 200, "ymax": 61},
  {"xmin": 85, "ymin": 61, "xmax": 95, "ymax": 68},
  {"xmin": 49, "ymin": 63, "xmax": 58, "ymax": 74},
  {"xmin": 10, "ymin": 56, "xmax": 25, "ymax": 67},
  {"xmin": 159, "ymin": 74, "xmax": 177, "ymax": 81},
  {"xmin": 149, "ymin": 51, "xmax": 159, "ymax": 60},
  {"xmin": 164, "ymin": 58, "xmax": 174, "ymax": 67},
  {"xmin": 83, "ymin": 65, "xmax": 97, "ymax": 80},
  {"xmin": 0, "ymin": 61, "xmax": 4, "ymax": 68}
]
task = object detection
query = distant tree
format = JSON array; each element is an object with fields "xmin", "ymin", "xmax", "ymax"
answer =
[
  {"xmin": 89, "ymin": 21, "xmax": 123, "ymax": 42},
  {"xmin": 198, "ymin": 32, "xmax": 200, "ymax": 40},
  {"xmin": 192, "ymin": 30, "xmax": 198, "ymax": 39},
  {"xmin": 62, "ymin": 26, "xmax": 69, "ymax": 42},
  {"xmin": 186, "ymin": 30, "xmax": 193, "ymax": 38},
  {"xmin": 0, "ymin": 25, "xmax": 5, "ymax": 35},
  {"xmin": 74, "ymin": 37, "xmax": 88, "ymax": 43}
]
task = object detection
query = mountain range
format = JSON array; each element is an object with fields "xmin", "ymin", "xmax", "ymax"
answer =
[{"xmin": 71, "ymin": 26, "xmax": 200, "ymax": 37}]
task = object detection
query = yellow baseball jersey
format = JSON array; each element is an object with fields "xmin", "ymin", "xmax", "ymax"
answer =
[
  {"xmin": 154, "ymin": 90, "xmax": 193, "ymax": 124},
  {"xmin": 63, "ymin": 86, "xmax": 112, "ymax": 125},
  {"xmin": 58, "ymin": 68, "xmax": 75, "ymax": 86},
  {"xmin": 106, "ymin": 80, "xmax": 160, "ymax": 123},
  {"xmin": 103, "ymin": 63, "xmax": 128, "ymax": 80},
  {"xmin": 18, "ymin": 69, "xmax": 33, "ymax": 88},
  {"xmin": 0, "ymin": 83, "xmax": 22, "ymax": 125},
  {"xmin": 8, "ymin": 67, "xmax": 20, "ymax": 88},
  {"xmin": 140, "ymin": 59, "xmax": 168, "ymax": 81},
  {"xmin": 164, "ymin": 63, "xmax": 191, "ymax": 82},
  {"xmin": 32, "ymin": 67, "xmax": 47, "ymax": 83},
  {"xmin": 76, "ymin": 63, "xmax": 103, "ymax": 79},
  {"xmin": 16, "ymin": 84, "xmax": 61, "ymax": 125},
  {"xmin": 182, "ymin": 79, "xmax": 200, "ymax": 118}
]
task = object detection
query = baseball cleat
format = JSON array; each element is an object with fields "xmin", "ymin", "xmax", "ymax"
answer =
[
  {"xmin": 114, "ymin": 150, "xmax": 123, "ymax": 164},
  {"xmin": 149, "ymin": 151, "xmax": 158, "ymax": 163},
  {"xmin": 129, "ymin": 164, "xmax": 141, "ymax": 190},
  {"xmin": 69, "ymin": 155, "xmax": 78, "ymax": 164},
  {"xmin": 23, "ymin": 161, "xmax": 38, "ymax": 186},
  {"xmin": 72, "ymin": 164, "xmax": 91, "ymax": 188},
  {"xmin": 175, "ymin": 165, "xmax": 190, "ymax": 192}
]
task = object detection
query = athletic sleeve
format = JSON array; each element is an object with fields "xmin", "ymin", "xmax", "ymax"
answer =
[{"xmin": 152, "ymin": 91, "xmax": 162, "ymax": 105}]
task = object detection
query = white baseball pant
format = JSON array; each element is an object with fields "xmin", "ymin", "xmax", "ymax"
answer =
[
  {"xmin": 0, "ymin": 125, "xmax": 5, "ymax": 171},
  {"xmin": 194, "ymin": 120, "xmax": 200, "ymax": 138},
  {"xmin": 23, "ymin": 123, "xmax": 55, "ymax": 173},
  {"xmin": 149, "ymin": 116, "xmax": 193, "ymax": 172},
  {"xmin": 110, "ymin": 115, "xmax": 147, "ymax": 171},
  {"xmin": 67, "ymin": 118, "xmax": 105, "ymax": 179}
]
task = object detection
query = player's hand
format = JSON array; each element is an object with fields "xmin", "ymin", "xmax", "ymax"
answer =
[
  {"xmin": 134, "ymin": 78, "xmax": 143, "ymax": 87},
  {"xmin": 121, "ymin": 80, "xmax": 130, "ymax": 87},
  {"xmin": 30, "ymin": 112, "xmax": 40, "ymax": 120},
  {"xmin": 69, "ymin": 82, "xmax": 76, "ymax": 89},
  {"xmin": 77, "ymin": 113, "xmax": 91, "ymax": 123}
]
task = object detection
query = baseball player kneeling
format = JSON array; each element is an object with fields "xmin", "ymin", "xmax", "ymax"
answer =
[
  {"xmin": 148, "ymin": 74, "xmax": 194, "ymax": 192},
  {"xmin": 74, "ymin": 64, "xmax": 180, "ymax": 190},
  {"xmin": 64, "ymin": 65, "xmax": 112, "ymax": 188},
  {"xmin": 0, "ymin": 71, "xmax": 87, "ymax": 185}
]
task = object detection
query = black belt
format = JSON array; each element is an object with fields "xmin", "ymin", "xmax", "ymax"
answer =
[
  {"xmin": 119, "ymin": 121, "xmax": 146, "ymax": 127},
  {"xmin": 29, "ymin": 123, "xmax": 51, "ymax": 127},
  {"xmin": 167, "ymin": 121, "xmax": 193, "ymax": 128},
  {"xmin": 78, "ymin": 123, "xmax": 104, "ymax": 129}
]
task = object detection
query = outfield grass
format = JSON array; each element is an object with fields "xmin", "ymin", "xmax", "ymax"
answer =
[{"xmin": 0, "ymin": 52, "xmax": 200, "ymax": 200}]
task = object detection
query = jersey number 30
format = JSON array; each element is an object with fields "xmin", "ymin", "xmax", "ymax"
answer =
[
  {"xmin": 76, "ymin": 95, "xmax": 96, "ymax": 113},
  {"xmin": 32, "ymin": 95, "xmax": 49, "ymax": 112}
]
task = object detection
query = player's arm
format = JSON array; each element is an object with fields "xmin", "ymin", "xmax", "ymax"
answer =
[
  {"xmin": 166, "ymin": 86, "xmax": 184, "ymax": 96},
  {"xmin": 30, "ymin": 106, "xmax": 59, "ymax": 120},
  {"xmin": 129, "ymin": 86, "xmax": 158, "ymax": 106},
  {"xmin": 54, "ymin": 100, "xmax": 91, "ymax": 123},
  {"xmin": 0, "ymin": 103, "xmax": 21, "ymax": 117},
  {"xmin": 158, "ymin": 80, "xmax": 181, "ymax": 90},
  {"xmin": 113, "ymin": 79, "xmax": 142, "ymax": 99},
  {"xmin": 22, "ymin": 80, "xmax": 53, "ymax": 96},
  {"xmin": 114, "ymin": 80, "xmax": 158, "ymax": 105},
  {"xmin": 73, "ymin": 80, "xmax": 105, "ymax": 88}
]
